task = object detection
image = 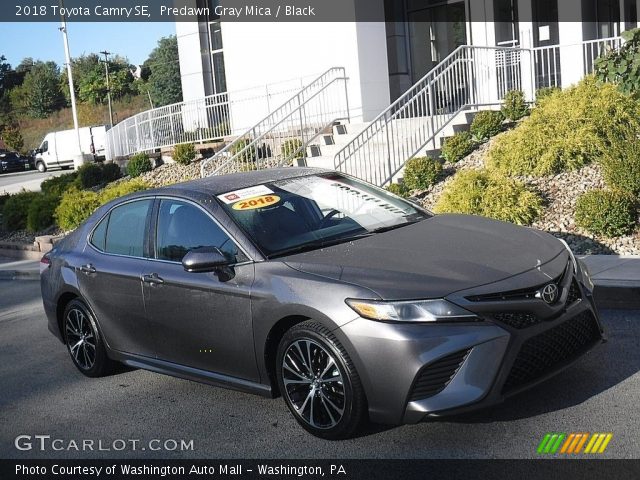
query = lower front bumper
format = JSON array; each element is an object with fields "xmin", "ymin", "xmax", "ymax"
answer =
[{"xmin": 336, "ymin": 292, "xmax": 604, "ymax": 426}]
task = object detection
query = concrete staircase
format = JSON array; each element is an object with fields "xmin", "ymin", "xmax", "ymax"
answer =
[{"xmin": 305, "ymin": 110, "xmax": 480, "ymax": 181}]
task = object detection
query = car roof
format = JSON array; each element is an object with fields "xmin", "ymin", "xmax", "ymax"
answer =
[{"xmin": 131, "ymin": 167, "xmax": 334, "ymax": 198}]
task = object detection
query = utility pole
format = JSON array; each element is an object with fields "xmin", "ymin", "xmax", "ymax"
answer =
[
  {"xmin": 100, "ymin": 50, "xmax": 114, "ymax": 127},
  {"xmin": 59, "ymin": 0, "xmax": 83, "ymax": 170}
]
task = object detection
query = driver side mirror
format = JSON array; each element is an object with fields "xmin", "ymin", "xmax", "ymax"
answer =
[{"xmin": 182, "ymin": 246, "xmax": 230, "ymax": 273}]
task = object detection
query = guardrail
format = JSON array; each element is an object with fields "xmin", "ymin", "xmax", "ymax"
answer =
[{"xmin": 200, "ymin": 67, "xmax": 349, "ymax": 177}]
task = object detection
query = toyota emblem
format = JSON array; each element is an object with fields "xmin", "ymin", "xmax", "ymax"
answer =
[{"xmin": 540, "ymin": 283, "xmax": 559, "ymax": 305}]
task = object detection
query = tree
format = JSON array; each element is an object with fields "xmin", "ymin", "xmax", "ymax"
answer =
[
  {"xmin": 1, "ymin": 125, "xmax": 24, "ymax": 152},
  {"xmin": 12, "ymin": 61, "xmax": 64, "ymax": 118},
  {"xmin": 67, "ymin": 54, "xmax": 135, "ymax": 105},
  {"xmin": 146, "ymin": 36, "xmax": 182, "ymax": 106}
]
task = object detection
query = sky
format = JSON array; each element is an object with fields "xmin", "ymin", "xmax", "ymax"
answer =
[{"xmin": 1, "ymin": 22, "xmax": 176, "ymax": 67}]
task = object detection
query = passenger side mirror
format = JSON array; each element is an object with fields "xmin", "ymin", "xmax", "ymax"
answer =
[{"xmin": 182, "ymin": 246, "xmax": 230, "ymax": 273}]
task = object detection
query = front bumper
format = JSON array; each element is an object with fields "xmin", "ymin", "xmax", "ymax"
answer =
[{"xmin": 335, "ymin": 253, "xmax": 604, "ymax": 425}]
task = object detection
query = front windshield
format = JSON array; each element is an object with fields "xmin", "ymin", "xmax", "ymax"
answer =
[{"xmin": 218, "ymin": 173, "xmax": 431, "ymax": 258}]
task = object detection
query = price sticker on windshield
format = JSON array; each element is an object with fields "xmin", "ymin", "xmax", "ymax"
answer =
[{"xmin": 232, "ymin": 195, "xmax": 281, "ymax": 210}]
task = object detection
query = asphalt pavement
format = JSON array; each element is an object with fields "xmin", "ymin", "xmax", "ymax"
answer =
[
  {"xmin": 1, "ymin": 279, "xmax": 639, "ymax": 459},
  {"xmin": 0, "ymin": 169, "xmax": 68, "ymax": 195}
]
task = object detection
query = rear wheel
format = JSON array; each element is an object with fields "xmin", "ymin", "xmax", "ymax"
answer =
[
  {"xmin": 63, "ymin": 299, "xmax": 115, "ymax": 377},
  {"xmin": 276, "ymin": 321, "xmax": 367, "ymax": 439},
  {"xmin": 36, "ymin": 162, "xmax": 46, "ymax": 173}
]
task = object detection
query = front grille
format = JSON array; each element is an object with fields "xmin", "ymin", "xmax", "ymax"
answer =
[
  {"xmin": 409, "ymin": 349, "xmax": 470, "ymax": 401},
  {"xmin": 494, "ymin": 312, "xmax": 540, "ymax": 329},
  {"xmin": 566, "ymin": 280, "xmax": 582, "ymax": 305},
  {"xmin": 502, "ymin": 310, "xmax": 601, "ymax": 394}
]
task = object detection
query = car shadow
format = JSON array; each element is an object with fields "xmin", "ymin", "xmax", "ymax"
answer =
[{"xmin": 545, "ymin": 230, "xmax": 617, "ymax": 255}]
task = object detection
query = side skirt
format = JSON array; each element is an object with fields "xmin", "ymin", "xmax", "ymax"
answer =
[{"xmin": 107, "ymin": 350, "xmax": 274, "ymax": 398}]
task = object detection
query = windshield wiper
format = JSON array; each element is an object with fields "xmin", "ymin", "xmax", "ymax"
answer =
[
  {"xmin": 267, "ymin": 232, "xmax": 372, "ymax": 259},
  {"xmin": 368, "ymin": 219, "xmax": 422, "ymax": 234}
]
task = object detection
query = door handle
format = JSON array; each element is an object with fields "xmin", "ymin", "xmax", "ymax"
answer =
[
  {"xmin": 142, "ymin": 273, "xmax": 164, "ymax": 285},
  {"xmin": 79, "ymin": 264, "xmax": 96, "ymax": 275}
]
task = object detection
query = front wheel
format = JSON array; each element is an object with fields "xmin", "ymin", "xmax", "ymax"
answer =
[
  {"xmin": 276, "ymin": 321, "xmax": 367, "ymax": 439},
  {"xmin": 36, "ymin": 162, "xmax": 46, "ymax": 173},
  {"xmin": 63, "ymin": 299, "xmax": 116, "ymax": 377}
]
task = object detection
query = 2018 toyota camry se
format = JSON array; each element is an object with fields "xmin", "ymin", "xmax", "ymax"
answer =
[{"xmin": 41, "ymin": 167, "xmax": 604, "ymax": 439}]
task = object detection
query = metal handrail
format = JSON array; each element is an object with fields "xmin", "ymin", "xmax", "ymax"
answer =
[
  {"xmin": 200, "ymin": 67, "xmax": 349, "ymax": 177},
  {"xmin": 333, "ymin": 38, "xmax": 622, "ymax": 187}
]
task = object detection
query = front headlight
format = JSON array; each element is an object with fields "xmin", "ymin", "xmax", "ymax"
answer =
[{"xmin": 345, "ymin": 298, "xmax": 479, "ymax": 323}]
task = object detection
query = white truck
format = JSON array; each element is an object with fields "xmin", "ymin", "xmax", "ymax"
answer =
[{"xmin": 34, "ymin": 125, "xmax": 107, "ymax": 172}]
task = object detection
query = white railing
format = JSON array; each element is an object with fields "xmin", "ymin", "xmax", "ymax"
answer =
[
  {"xmin": 533, "ymin": 36, "xmax": 623, "ymax": 89},
  {"xmin": 200, "ymin": 67, "xmax": 349, "ymax": 177},
  {"xmin": 104, "ymin": 75, "xmax": 318, "ymax": 160},
  {"xmin": 334, "ymin": 37, "xmax": 622, "ymax": 187}
]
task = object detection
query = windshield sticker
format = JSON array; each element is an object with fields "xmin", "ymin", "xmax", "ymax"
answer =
[
  {"xmin": 232, "ymin": 195, "xmax": 281, "ymax": 211},
  {"xmin": 218, "ymin": 185, "xmax": 274, "ymax": 204}
]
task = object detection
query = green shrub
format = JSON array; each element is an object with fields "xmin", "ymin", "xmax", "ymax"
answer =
[
  {"xmin": 101, "ymin": 162, "xmax": 123, "ymax": 183},
  {"xmin": 575, "ymin": 189, "xmax": 637, "ymax": 237},
  {"xmin": 55, "ymin": 179, "xmax": 150, "ymax": 231},
  {"xmin": 40, "ymin": 172, "xmax": 78, "ymax": 197},
  {"xmin": 403, "ymin": 156, "xmax": 442, "ymax": 191},
  {"xmin": 26, "ymin": 194, "xmax": 58, "ymax": 232},
  {"xmin": 0, "ymin": 193, "xmax": 9, "ymax": 210},
  {"xmin": 488, "ymin": 77, "xmax": 640, "ymax": 176},
  {"xmin": 173, "ymin": 143, "xmax": 197, "ymax": 165},
  {"xmin": 99, "ymin": 179, "xmax": 150, "ymax": 204},
  {"xmin": 594, "ymin": 28, "xmax": 640, "ymax": 96},
  {"xmin": 535, "ymin": 86, "xmax": 561, "ymax": 106},
  {"xmin": 470, "ymin": 110, "xmax": 504, "ymax": 141},
  {"xmin": 55, "ymin": 188, "xmax": 101, "ymax": 231},
  {"xmin": 435, "ymin": 169, "xmax": 543, "ymax": 225},
  {"xmin": 599, "ymin": 125, "xmax": 640, "ymax": 197},
  {"xmin": 281, "ymin": 138, "xmax": 303, "ymax": 158},
  {"xmin": 126, "ymin": 153, "xmax": 153, "ymax": 178},
  {"xmin": 230, "ymin": 138, "xmax": 256, "ymax": 162},
  {"xmin": 501, "ymin": 90, "xmax": 530, "ymax": 121},
  {"xmin": 386, "ymin": 183, "xmax": 410, "ymax": 198},
  {"xmin": 2, "ymin": 191, "xmax": 41, "ymax": 231},
  {"xmin": 76, "ymin": 162, "xmax": 104, "ymax": 189},
  {"xmin": 441, "ymin": 132, "xmax": 477, "ymax": 163}
]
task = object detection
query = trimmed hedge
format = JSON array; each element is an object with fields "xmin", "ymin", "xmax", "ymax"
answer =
[
  {"xmin": 403, "ymin": 156, "xmax": 442, "ymax": 191},
  {"xmin": 385, "ymin": 183, "xmax": 410, "ymax": 198},
  {"xmin": 76, "ymin": 163, "xmax": 104, "ymax": 189},
  {"xmin": 487, "ymin": 77, "xmax": 640, "ymax": 176},
  {"xmin": 2, "ymin": 191, "xmax": 39, "ymax": 231},
  {"xmin": 101, "ymin": 162, "xmax": 123, "ymax": 183},
  {"xmin": 40, "ymin": 172, "xmax": 78, "ymax": 197},
  {"xmin": 599, "ymin": 125, "xmax": 640, "ymax": 197},
  {"xmin": 441, "ymin": 132, "xmax": 476, "ymax": 163},
  {"xmin": 281, "ymin": 138, "xmax": 303, "ymax": 158},
  {"xmin": 435, "ymin": 169, "xmax": 543, "ymax": 225},
  {"xmin": 470, "ymin": 110, "xmax": 504, "ymax": 141},
  {"xmin": 231, "ymin": 138, "xmax": 256, "ymax": 163},
  {"xmin": 127, "ymin": 153, "xmax": 153, "ymax": 178},
  {"xmin": 575, "ymin": 189, "xmax": 637, "ymax": 237},
  {"xmin": 173, "ymin": 143, "xmax": 197, "ymax": 165},
  {"xmin": 27, "ymin": 194, "xmax": 58, "ymax": 232}
]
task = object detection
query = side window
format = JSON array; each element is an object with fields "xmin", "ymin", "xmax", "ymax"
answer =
[
  {"xmin": 101, "ymin": 200, "xmax": 152, "ymax": 257},
  {"xmin": 156, "ymin": 199, "xmax": 244, "ymax": 263},
  {"xmin": 41, "ymin": 141, "xmax": 48, "ymax": 153}
]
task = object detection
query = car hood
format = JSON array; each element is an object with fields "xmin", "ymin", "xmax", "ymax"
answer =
[{"xmin": 283, "ymin": 214, "xmax": 566, "ymax": 299}]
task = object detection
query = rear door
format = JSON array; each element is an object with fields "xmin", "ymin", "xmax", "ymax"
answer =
[
  {"xmin": 142, "ymin": 198, "xmax": 258, "ymax": 381},
  {"xmin": 77, "ymin": 198, "xmax": 155, "ymax": 357}
]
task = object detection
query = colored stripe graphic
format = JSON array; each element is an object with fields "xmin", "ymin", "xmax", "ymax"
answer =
[{"xmin": 538, "ymin": 433, "xmax": 613, "ymax": 454}]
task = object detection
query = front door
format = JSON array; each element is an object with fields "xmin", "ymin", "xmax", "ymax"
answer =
[
  {"xmin": 142, "ymin": 198, "xmax": 258, "ymax": 382},
  {"xmin": 407, "ymin": 0, "xmax": 468, "ymax": 83}
]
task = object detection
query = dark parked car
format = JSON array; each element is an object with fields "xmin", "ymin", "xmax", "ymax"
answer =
[
  {"xmin": 0, "ymin": 151, "xmax": 30, "ymax": 173},
  {"xmin": 41, "ymin": 168, "xmax": 604, "ymax": 439}
]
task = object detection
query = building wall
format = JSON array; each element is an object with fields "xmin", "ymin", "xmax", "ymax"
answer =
[{"xmin": 176, "ymin": 20, "xmax": 214, "ymax": 101}]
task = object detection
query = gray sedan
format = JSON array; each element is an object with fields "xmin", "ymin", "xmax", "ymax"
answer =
[{"xmin": 40, "ymin": 168, "xmax": 604, "ymax": 439}]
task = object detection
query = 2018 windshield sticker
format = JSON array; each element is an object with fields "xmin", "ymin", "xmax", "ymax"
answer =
[
  {"xmin": 232, "ymin": 195, "xmax": 281, "ymax": 211},
  {"xmin": 218, "ymin": 185, "xmax": 274, "ymax": 204}
]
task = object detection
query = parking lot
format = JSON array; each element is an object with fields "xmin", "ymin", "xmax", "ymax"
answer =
[
  {"xmin": 0, "ymin": 169, "xmax": 68, "ymax": 195},
  {"xmin": 1, "ymin": 278, "xmax": 639, "ymax": 459}
]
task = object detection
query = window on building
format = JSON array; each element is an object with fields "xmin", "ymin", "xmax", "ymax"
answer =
[{"xmin": 208, "ymin": 20, "xmax": 227, "ymax": 93}]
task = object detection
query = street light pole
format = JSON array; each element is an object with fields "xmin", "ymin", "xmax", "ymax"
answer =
[
  {"xmin": 100, "ymin": 50, "xmax": 114, "ymax": 127},
  {"xmin": 59, "ymin": 0, "xmax": 83, "ymax": 170}
]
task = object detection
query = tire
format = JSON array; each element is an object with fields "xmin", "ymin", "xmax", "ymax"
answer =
[
  {"xmin": 276, "ymin": 321, "xmax": 367, "ymax": 439},
  {"xmin": 63, "ymin": 299, "xmax": 115, "ymax": 377},
  {"xmin": 36, "ymin": 162, "xmax": 46, "ymax": 173}
]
